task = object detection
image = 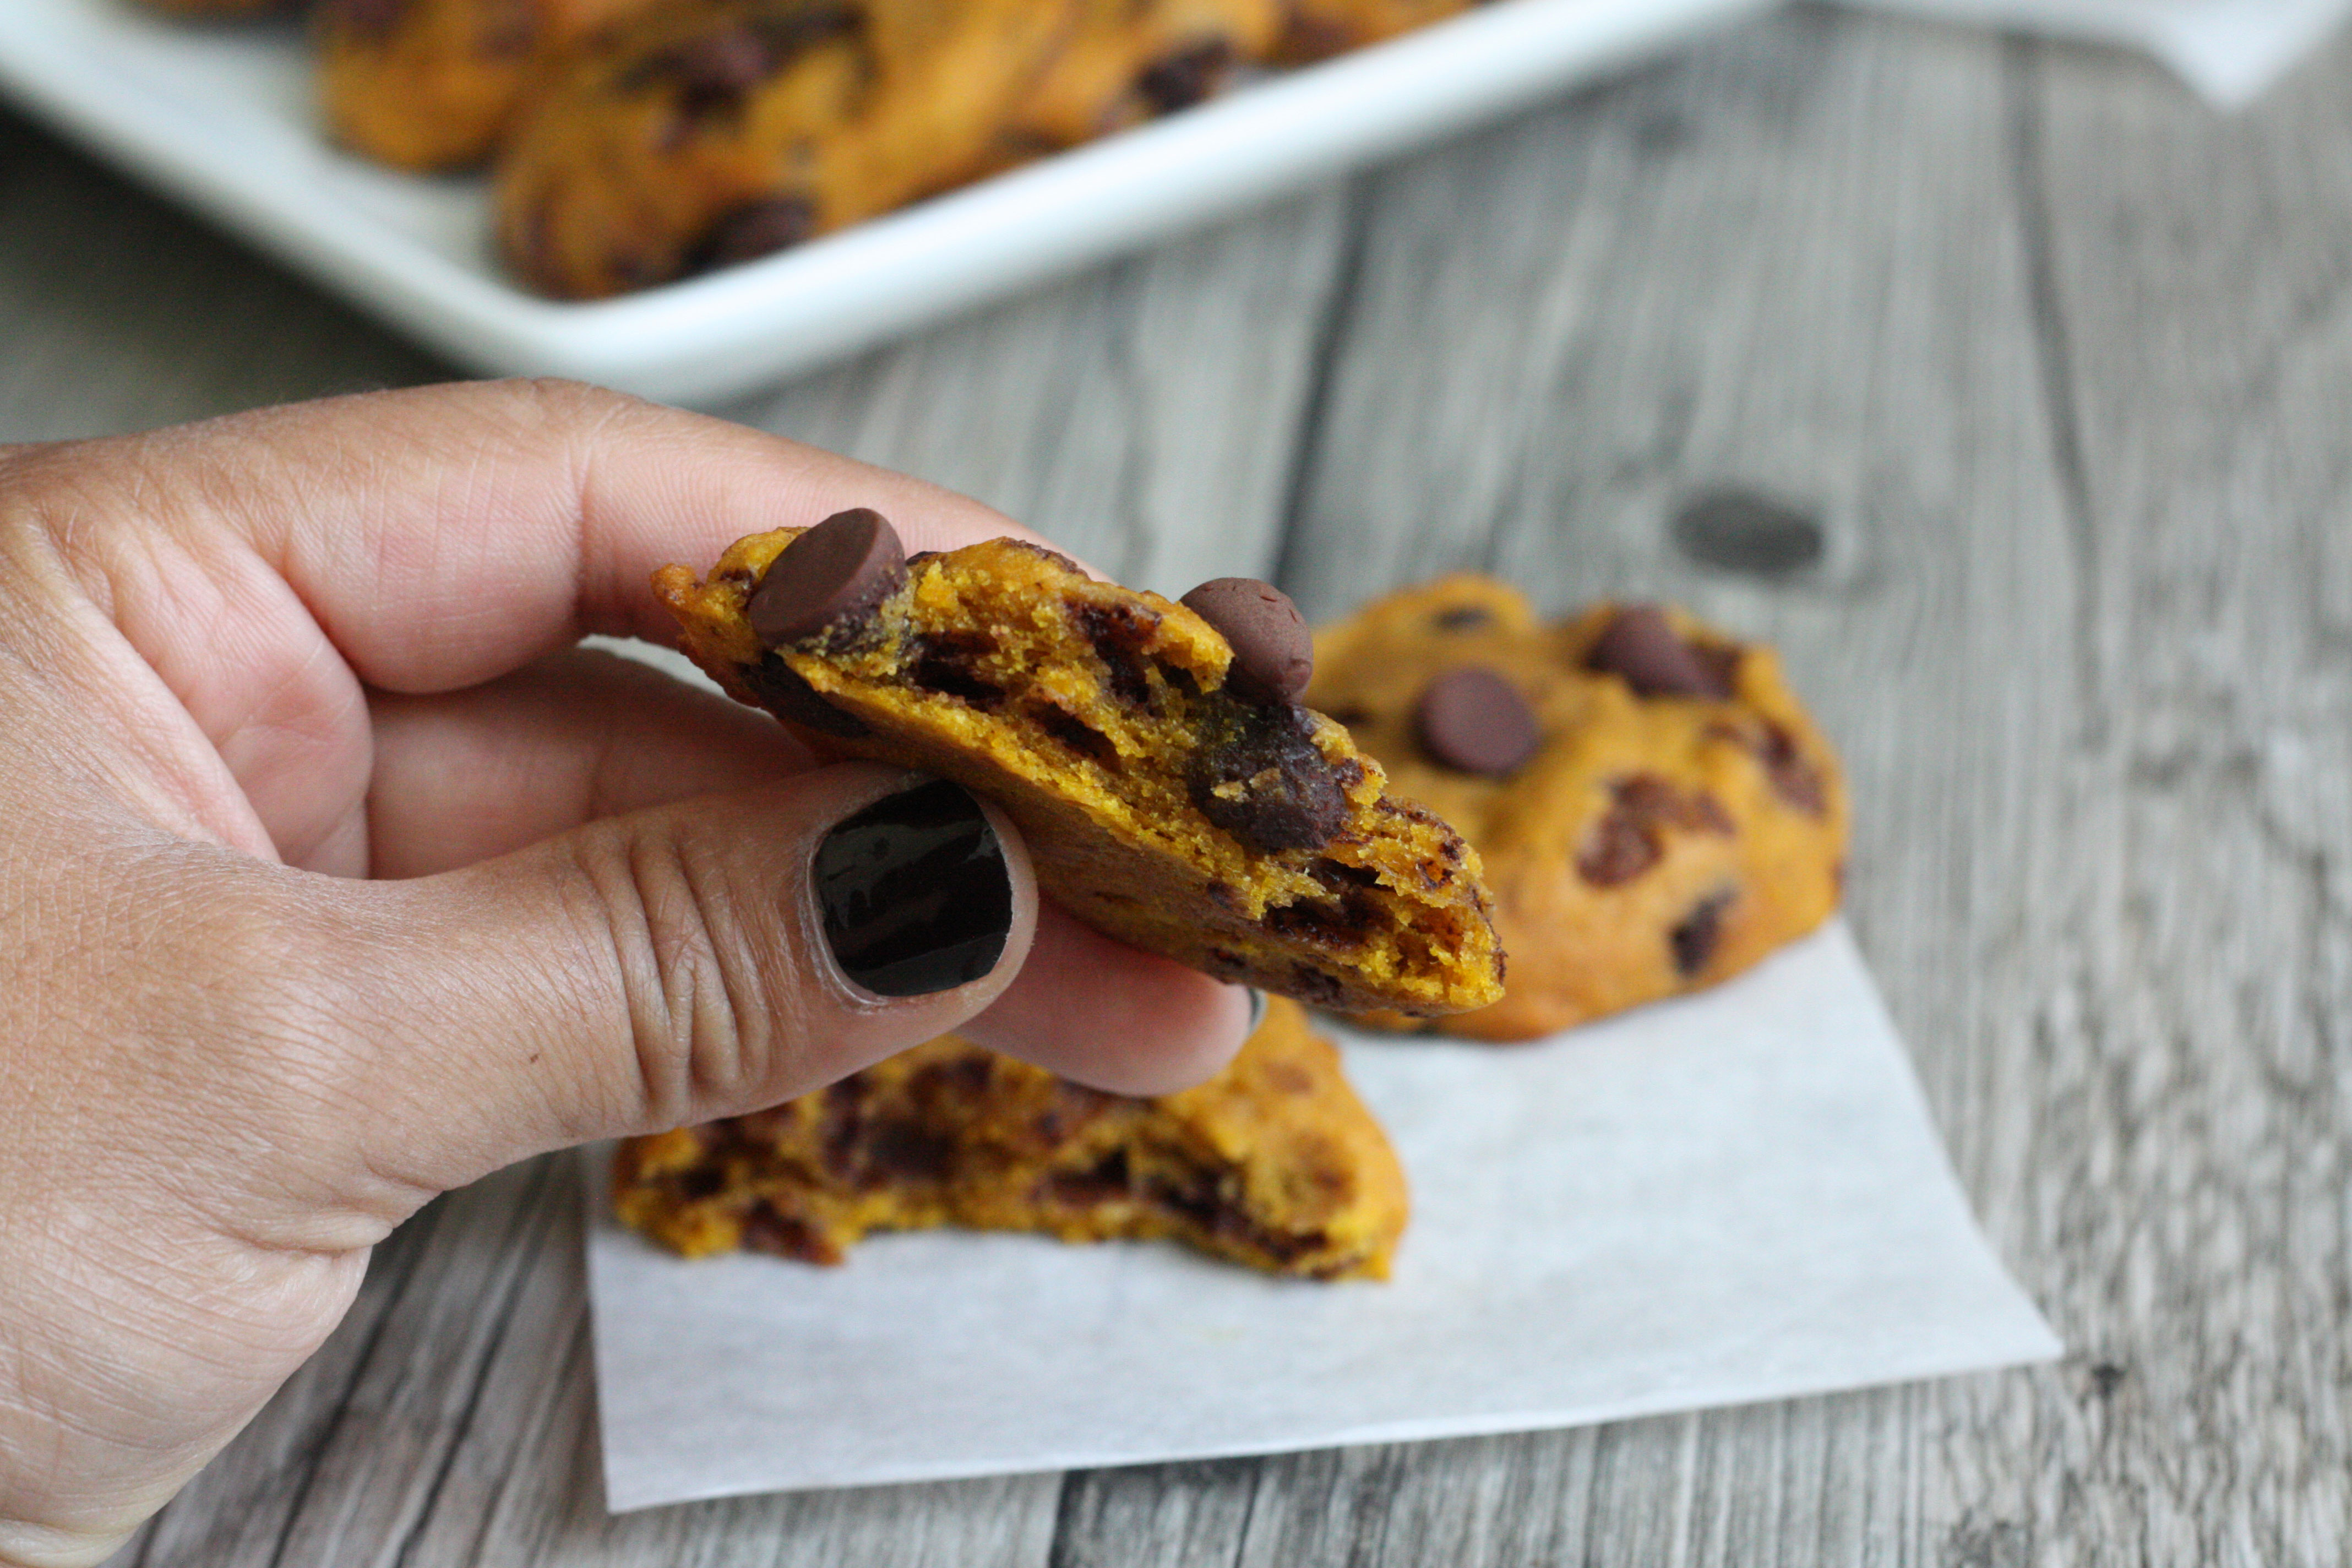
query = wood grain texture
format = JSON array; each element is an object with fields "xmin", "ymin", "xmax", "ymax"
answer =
[{"xmin": 8, "ymin": 0, "xmax": 2346, "ymax": 1556}]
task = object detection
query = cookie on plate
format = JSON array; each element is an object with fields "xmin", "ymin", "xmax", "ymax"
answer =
[
  {"xmin": 999, "ymin": 0, "xmax": 1281, "ymax": 155},
  {"xmin": 653, "ymin": 511, "xmax": 1504, "ymax": 1018},
  {"xmin": 315, "ymin": 0, "xmax": 670, "ymax": 171},
  {"xmin": 614, "ymin": 995, "xmax": 1409, "ymax": 1279},
  {"xmin": 495, "ymin": 0, "xmax": 1077, "ymax": 298},
  {"xmin": 1308, "ymin": 576, "xmax": 1846, "ymax": 1040},
  {"xmin": 1274, "ymin": 0, "xmax": 1470, "ymax": 61}
]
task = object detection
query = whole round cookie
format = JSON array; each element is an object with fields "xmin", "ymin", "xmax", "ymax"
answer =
[
  {"xmin": 316, "ymin": 0, "xmax": 671, "ymax": 172},
  {"xmin": 1308, "ymin": 575, "xmax": 1847, "ymax": 1040},
  {"xmin": 495, "ymin": 0, "xmax": 1079, "ymax": 298}
]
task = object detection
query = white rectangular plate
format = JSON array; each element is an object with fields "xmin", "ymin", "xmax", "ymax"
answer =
[
  {"xmin": 0, "ymin": 0, "xmax": 1770, "ymax": 404},
  {"xmin": 588, "ymin": 922, "xmax": 2060, "ymax": 1511}
]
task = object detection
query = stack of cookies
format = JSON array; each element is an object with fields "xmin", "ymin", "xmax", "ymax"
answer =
[
  {"xmin": 138, "ymin": 0, "xmax": 1478, "ymax": 297},
  {"xmin": 614, "ymin": 512, "xmax": 1848, "ymax": 1281}
]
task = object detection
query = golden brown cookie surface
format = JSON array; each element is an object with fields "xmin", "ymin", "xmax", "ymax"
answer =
[
  {"xmin": 495, "ymin": 0, "xmax": 1081, "ymax": 298},
  {"xmin": 654, "ymin": 521, "xmax": 1504, "ymax": 1017},
  {"xmin": 1309, "ymin": 576, "xmax": 1847, "ymax": 1040},
  {"xmin": 316, "ymin": 0, "xmax": 668, "ymax": 171},
  {"xmin": 614, "ymin": 997, "xmax": 1409, "ymax": 1280}
]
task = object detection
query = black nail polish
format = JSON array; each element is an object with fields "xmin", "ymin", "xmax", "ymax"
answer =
[{"xmin": 815, "ymin": 780, "xmax": 1012, "ymax": 997}]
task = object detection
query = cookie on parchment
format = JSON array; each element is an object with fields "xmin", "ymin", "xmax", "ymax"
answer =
[
  {"xmin": 652, "ymin": 512, "xmax": 1504, "ymax": 1019},
  {"xmin": 1308, "ymin": 576, "xmax": 1846, "ymax": 1040},
  {"xmin": 614, "ymin": 995, "xmax": 1408, "ymax": 1280}
]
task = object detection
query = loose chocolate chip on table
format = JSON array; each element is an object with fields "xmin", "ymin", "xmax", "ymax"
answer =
[
  {"xmin": 1585, "ymin": 603, "xmax": 1734, "ymax": 699},
  {"xmin": 1413, "ymin": 666, "xmax": 1540, "ymax": 776},
  {"xmin": 689, "ymin": 196, "xmax": 817, "ymax": 275},
  {"xmin": 1180, "ymin": 578, "xmax": 1313, "ymax": 703},
  {"xmin": 748, "ymin": 507, "xmax": 906, "ymax": 647},
  {"xmin": 1670, "ymin": 489, "xmax": 1824, "ymax": 576}
]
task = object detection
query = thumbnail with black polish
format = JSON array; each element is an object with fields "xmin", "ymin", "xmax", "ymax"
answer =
[{"xmin": 816, "ymin": 780, "xmax": 1012, "ymax": 997}]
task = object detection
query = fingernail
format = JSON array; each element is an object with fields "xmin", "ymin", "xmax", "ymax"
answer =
[
  {"xmin": 1246, "ymin": 988, "xmax": 1268, "ymax": 1033},
  {"xmin": 815, "ymin": 780, "xmax": 1012, "ymax": 997}
]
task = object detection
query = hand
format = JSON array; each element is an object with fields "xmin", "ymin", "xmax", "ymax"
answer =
[{"xmin": 0, "ymin": 381, "xmax": 1250, "ymax": 1568}]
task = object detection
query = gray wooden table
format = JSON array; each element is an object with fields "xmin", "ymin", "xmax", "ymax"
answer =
[{"xmin": 6, "ymin": 5, "xmax": 2346, "ymax": 1560}]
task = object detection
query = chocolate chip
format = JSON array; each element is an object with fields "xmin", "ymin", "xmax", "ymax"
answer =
[
  {"xmin": 747, "ymin": 508, "xmax": 905, "ymax": 648},
  {"xmin": 738, "ymin": 1202, "xmax": 828, "ymax": 1261},
  {"xmin": 911, "ymin": 630, "xmax": 1005, "ymax": 707},
  {"xmin": 688, "ymin": 196, "xmax": 816, "ymax": 275},
  {"xmin": 1136, "ymin": 37, "xmax": 1237, "ymax": 113},
  {"xmin": 1180, "ymin": 578, "xmax": 1313, "ymax": 703},
  {"xmin": 1756, "ymin": 722, "xmax": 1828, "ymax": 816},
  {"xmin": 1585, "ymin": 605, "xmax": 1733, "ymax": 699},
  {"xmin": 1412, "ymin": 666, "xmax": 1540, "ymax": 776},
  {"xmin": 664, "ymin": 25, "xmax": 774, "ymax": 108},
  {"xmin": 1576, "ymin": 774, "xmax": 1735, "ymax": 887},
  {"xmin": 1189, "ymin": 704, "xmax": 1349, "ymax": 852},
  {"xmin": 743, "ymin": 653, "xmax": 870, "ymax": 737},
  {"xmin": 1073, "ymin": 600, "xmax": 1163, "ymax": 707},
  {"xmin": 1670, "ymin": 889, "xmax": 1735, "ymax": 977},
  {"xmin": 1033, "ymin": 702, "xmax": 1117, "ymax": 763},
  {"xmin": 1671, "ymin": 489, "xmax": 1823, "ymax": 576}
]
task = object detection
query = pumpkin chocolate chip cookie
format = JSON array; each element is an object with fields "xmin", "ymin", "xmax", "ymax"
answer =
[
  {"xmin": 653, "ymin": 511, "xmax": 1504, "ymax": 1018},
  {"xmin": 315, "ymin": 0, "xmax": 673, "ymax": 171},
  {"xmin": 1308, "ymin": 576, "xmax": 1846, "ymax": 1041},
  {"xmin": 613, "ymin": 995, "xmax": 1408, "ymax": 1279}
]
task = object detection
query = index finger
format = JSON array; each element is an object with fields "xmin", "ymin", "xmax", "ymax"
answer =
[{"xmin": 34, "ymin": 378, "xmax": 1050, "ymax": 698}]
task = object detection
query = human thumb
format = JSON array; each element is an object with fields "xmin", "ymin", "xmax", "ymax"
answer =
[{"xmin": 314, "ymin": 763, "xmax": 1035, "ymax": 1207}]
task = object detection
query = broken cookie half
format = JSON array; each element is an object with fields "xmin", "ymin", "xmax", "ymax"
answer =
[
  {"xmin": 652, "ymin": 511, "xmax": 1504, "ymax": 1017},
  {"xmin": 613, "ymin": 996, "xmax": 1409, "ymax": 1280}
]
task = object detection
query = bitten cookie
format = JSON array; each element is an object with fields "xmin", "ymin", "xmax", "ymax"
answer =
[
  {"xmin": 654, "ymin": 511, "xmax": 1504, "ymax": 1017},
  {"xmin": 1308, "ymin": 576, "xmax": 1846, "ymax": 1040},
  {"xmin": 613, "ymin": 995, "xmax": 1409, "ymax": 1279},
  {"xmin": 495, "ymin": 0, "xmax": 1078, "ymax": 298},
  {"xmin": 315, "ymin": 0, "xmax": 671, "ymax": 171}
]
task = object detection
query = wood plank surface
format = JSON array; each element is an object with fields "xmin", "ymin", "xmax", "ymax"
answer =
[{"xmin": 0, "ymin": 0, "xmax": 2345, "ymax": 1559}]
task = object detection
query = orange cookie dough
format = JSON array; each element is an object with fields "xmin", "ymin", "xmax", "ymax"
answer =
[
  {"xmin": 495, "ymin": 0, "xmax": 1080, "ymax": 298},
  {"xmin": 654, "ymin": 515, "xmax": 1503, "ymax": 1018},
  {"xmin": 316, "ymin": 0, "xmax": 672, "ymax": 171},
  {"xmin": 614, "ymin": 996, "xmax": 1409, "ymax": 1279},
  {"xmin": 1309, "ymin": 577, "xmax": 1846, "ymax": 1040},
  {"xmin": 1001, "ymin": 0, "xmax": 1280, "ymax": 155}
]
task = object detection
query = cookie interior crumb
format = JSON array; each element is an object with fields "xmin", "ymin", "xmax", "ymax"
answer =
[
  {"xmin": 613, "ymin": 996, "xmax": 1408, "ymax": 1280},
  {"xmin": 655, "ymin": 529, "xmax": 1505, "ymax": 1017}
]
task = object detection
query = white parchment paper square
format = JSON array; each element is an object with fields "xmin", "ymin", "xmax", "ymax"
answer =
[{"xmin": 588, "ymin": 920, "xmax": 2059, "ymax": 1512}]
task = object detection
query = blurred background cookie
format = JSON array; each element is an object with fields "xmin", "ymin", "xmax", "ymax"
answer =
[
  {"xmin": 315, "ymin": 0, "xmax": 672, "ymax": 171},
  {"xmin": 1310, "ymin": 579, "xmax": 1848, "ymax": 1040},
  {"xmin": 495, "ymin": 0, "xmax": 1078, "ymax": 297}
]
